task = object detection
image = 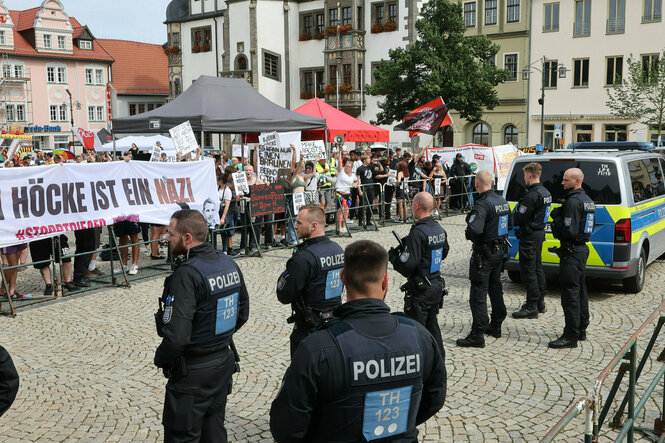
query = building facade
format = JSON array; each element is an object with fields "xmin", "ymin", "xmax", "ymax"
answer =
[
  {"xmin": 0, "ymin": 0, "xmax": 113, "ymax": 151},
  {"xmin": 450, "ymin": 0, "xmax": 530, "ymax": 148},
  {"xmin": 529, "ymin": 0, "xmax": 665, "ymax": 148}
]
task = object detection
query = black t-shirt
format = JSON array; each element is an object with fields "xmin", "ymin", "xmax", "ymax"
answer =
[
  {"xmin": 356, "ymin": 164, "xmax": 378, "ymax": 185},
  {"xmin": 128, "ymin": 147, "xmax": 140, "ymax": 158}
]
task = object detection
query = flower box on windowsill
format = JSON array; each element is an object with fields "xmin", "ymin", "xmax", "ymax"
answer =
[
  {"xmin": 383, "ymin": 20, "xmax": 397, "ymax": 32},
  {"xmin": 300, "ymin": 92, "xmax": 314, "ymax": 100},
  {"xmin": 313, "ymin": 32, "xmax": 324, "ymax": 40},
  {"xmin": 371, "ymin": 23, "xmax": 384, "ymax": 33},
  {"xmin": 338, "ymin": 24, "xmax": 353, "ymax": 33},
  {"xmin": 299, "ymin": 33, "xmax": 312, "ymax": 41},
  {"xmin": 325, "ymin": 26, "xmax": 338, "ymax": 36},
  {"xmin": 192, "ymin": 45, "xmax": 201, "ymax": 53}
]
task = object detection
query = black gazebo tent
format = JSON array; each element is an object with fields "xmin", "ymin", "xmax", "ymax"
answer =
[{"xmin": 111, "ymin": 75, "xmax": 326, "ymax": 134}]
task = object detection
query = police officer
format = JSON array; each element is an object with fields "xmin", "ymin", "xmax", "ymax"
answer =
[
  {"xmin": 549, "ymin": 168, "xmax": 595, "ymax": 349},
  {"xmin": 276, "ymin": 205, "xmax": 344, "ymax": 357},
  {"xmin": 0, "ymin": 345, "xmax": 19, "ymax": 417},
  {"xmin": 154, "ymin": 210, "xmax": 249, "ymax": 442},
  {"xmin": 457, "ymin": 170, "xmax": 512, "ymax": 348},
  {"xmin": 512, "ymin": 162, "xmax": 552, "ymax": 319},
  {"xmin": 389, "ymin": 192, "xmax": 449, "ymax": 357},
  {"xmin": 270, "ymin": 240, "xmax": 446, "ymax": 442}
]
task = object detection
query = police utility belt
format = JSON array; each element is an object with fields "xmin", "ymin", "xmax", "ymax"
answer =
[
  {"xmin": 473, "ymin": 239, "xmax": 507, "ymax": 256},
  {"xmin": 287, "ymin": 304, "xmax": 335, "ymax": 330},
  {"xmin": 549, "ymin": 241, "xmax": 586, "ymax": 258},
  {"xmin": 400, "ymin": 274, "xmax": 444, "ymax": 292}
]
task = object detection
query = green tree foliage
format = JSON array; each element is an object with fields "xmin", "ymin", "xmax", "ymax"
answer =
[
  {"xmin": 366, "ymin": 0, "xmax": 509, "ymax": 125},
  {"xmin": 606, "ymin": 51, "xmax": 665, "ymax": 143}
]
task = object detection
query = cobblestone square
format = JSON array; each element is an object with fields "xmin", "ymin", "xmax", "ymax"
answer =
[{"xmin": 1, "ymin": 214, "xmax": 664, "ymax": 441}]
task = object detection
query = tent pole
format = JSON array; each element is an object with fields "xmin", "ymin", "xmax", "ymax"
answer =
[{"xmin": 112, "ymin": 127, "xmax": 116, "ymax": 159}]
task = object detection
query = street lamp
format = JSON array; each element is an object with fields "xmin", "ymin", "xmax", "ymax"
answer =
[
  {"xmin": 65, "ymin": 88, "xmax": 81, "ymax": 149},
  {"xmin": 522, "ymin": 56, "xmax": 568, "ymax": 150}
]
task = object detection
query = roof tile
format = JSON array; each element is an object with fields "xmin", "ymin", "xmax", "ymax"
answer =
[{"xmin": 97, "ymin": 39, "xmax": 169, "ymax": 95}]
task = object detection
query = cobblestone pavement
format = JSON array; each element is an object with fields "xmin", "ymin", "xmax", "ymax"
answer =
[{"xmin": 1, "ymin": 215, "xmax": 664, "ymax": 442}]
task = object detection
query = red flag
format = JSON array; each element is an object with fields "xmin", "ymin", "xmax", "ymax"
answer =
[{"xmin": 394, "ymin": 97, "xmax": 453, "ymax": 137}]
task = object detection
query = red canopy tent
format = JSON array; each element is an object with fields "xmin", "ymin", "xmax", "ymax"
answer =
[{"xmin": 295, "ymin": 98, "xmax": 389, "ymax": 142}]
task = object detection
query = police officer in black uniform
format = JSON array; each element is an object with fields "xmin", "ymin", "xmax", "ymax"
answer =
[
  {"xmin": 512, "ymin": 162, "xmax": 552, "ymax": 319},
  {"xmin": 457, "ymin": 170, "xmax": 512, "ymax": 348},
  {"xmin": 270, "ymin": 240, "xmax": 446, "ymax": 442},
  {"xmin": 0, "ymin": 344, "xmax": 19, "ymax": 418},
  {"xmin": 549, "ymin": 168, "xmax": 595, "ymax": 349},
  {"xmin": 276, "ymin": 205, "xmax": 344, "ymax": 357},
  {"xmin": 154, "ymin": 210, "xmax": 249, "ymax": 442},
  {"xmin": 389, "ymin": 192, "xmax": 449, "ymax": 357}
]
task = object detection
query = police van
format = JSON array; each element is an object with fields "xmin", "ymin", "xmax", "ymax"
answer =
[{"xmin": 503, "ymin": 142, "xmax": 665, "ymax": 293}]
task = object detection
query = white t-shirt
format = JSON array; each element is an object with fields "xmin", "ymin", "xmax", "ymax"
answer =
[
  {"xmin": 352, "ymin": 159, "xmax": 362, "ymax": 173},
  {"xmin": 305, "ymin": 172, "xmax": 320, "ymax": 191},
  {"xmin": 336, "ymin": 170, "xmax": 357, "ymax": 194},
  {"xmin": 218, "ymin": 187, "xmax": 233, "ymax": 207}
]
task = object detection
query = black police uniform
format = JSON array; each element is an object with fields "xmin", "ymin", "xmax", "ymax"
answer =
[
  {"xmin": 276, "ymin": 235, "xmax": 344, "ymax": 357},
  {"xmin": 513, "ymin": 183, "xmax": 552, "ymax": 317},
  {"xmin": 0, "ymin": 345, "xmax": 19, "ymax": 418},
  {"xmin": 550, "ymin": 188, "xmax": 595, "ymax": 347},
  {"xmin": 458, "ymin": 189, "xmax": 512, "ymax": 347},
  {"xmin": 388, "ymin": 216, "xmax": 449, "ymax": 357},
  {"xmin": 269, "ymin": 298, "xmax": 446, "ymax": 443},
  {"xmin": 154, "ymin": 243, "xmax": 249, "ymax": 442}
]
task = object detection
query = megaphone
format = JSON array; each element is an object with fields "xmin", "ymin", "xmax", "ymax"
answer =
[{"xmin": 334, "ymin": 134, "xmax": 344, "ymax": 145}]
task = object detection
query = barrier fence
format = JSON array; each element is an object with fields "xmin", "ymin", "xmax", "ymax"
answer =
[
  {"xmin": 541, "ymin": 299, "xmax": 665, "ymax": 442},
  {"xmin": 0, "ymin": 175, "xmax": 478, "ymax": 316}
]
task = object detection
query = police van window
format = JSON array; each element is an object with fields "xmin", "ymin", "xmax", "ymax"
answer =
[
  {"xmin": 505, "ymin": 160, "xmax": 621, "ymax": 204},
  {"xmin": 628, "ymin": 160, "xmax": 654, "ymax": 203},
  {"xmin": 648, "ymin": 157, "xmax": 665, "ymax": 197}
]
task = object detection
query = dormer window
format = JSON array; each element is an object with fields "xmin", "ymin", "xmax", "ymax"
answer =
[
  {"xmin": 79, "ymin": 40, "xmax": 92, "ymax": 50},
  {"xmin": 57, "ymin": 36, "xmax": 66, "ymax": 50},
  {"xmin": 0, "ymin": 31, "xmax": 5, "ymax": 46},
  {"xmin": 43, "ymin": 34, "xmax": 52, "ymax": 49}
]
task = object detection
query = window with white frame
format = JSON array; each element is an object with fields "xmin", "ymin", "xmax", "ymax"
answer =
[
  {"xmin": 3, "ymin": 63, "xmax": 24, "ymax": 78},
  {"xmin": 14, "ymin": 65, "xmax": 24, "ymax": 78},
  {"xmin": 504, "ymin": 53, "xmax": 518, "ymax": 81},
  {"xmin": 464, "ymin": 2, "xmax": 476, "ymax": 27},
  {"xmin": 57, "ymin": 67, "xmax": 66, "ymax": 83},
  {"xmin": 485, "ymin": 0, "xmax": 497, "ymax": 25},
  {"xmin": 544, "ymin": 59, "xmax": 558, "ymax": 88},
  {"xmin": 507, "ymin": 0, "xmax": 520, "ymax": 23},
  {"xmin": 544, "ymin": 2, "xmax": 559, "ymax": 31},
  {"xmin": 49, "ymin": 105, "xmax": 68, "ymax": 122},
  {"xmin": 59, "ymin": 104, "xmax": 67, "ymax": 121},
  {"xmin": 54, "ymin": 136, "xmax": 69, "ymax": 150},
  {"xmin": 95, "ymin": 69, "xmax": 103, "ymax": 84},
  {"xmin": 79, "ymin": 40, "xmax": 92, "ymax": 50},
  {"xmin": 16, "ymin": 104, "xmax": 25, "ymax": 121},
  {"xmin": 85, "ymin": 68, "xmax": 104, "ymax": 85},
  {"xmin": 0, "ymin": 31, "xmax": 6, "ymax": 45},
  {"xmin": 643, "ymin": 0, "xmax": 662, "ymax": 22},
  {"xmin": 43, "ymin": 34, "xmax": 52, "ymax": 49},
  {"xmin": 574, "ymin": 0, "xmax": 591, "ymax": 36},
  {"xmin": 47, "ymin": 67, "xmax": 55, "ymax": 83},
  {"xmin": 607, "ymin": 0, "xmax": 626, "ymax": 33},
  {"xmin": 57, "ymin": 35, "xmax": 66, "ymax": 50},
  {"xmin": 88, "ymin": 106, "xmax": 104, "ymax": 121},
  {"xmin": 6, "ymin": 104, "xmax": 14, "ymax": 122}
]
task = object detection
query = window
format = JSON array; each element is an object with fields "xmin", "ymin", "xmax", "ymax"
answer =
[
  {"xmin": 643, "ymin": 0, "xmax": 662, "ymax": 22},
  {"xmin": 606, "ymin": 56, "xmax": 623, "ymax": 85},
  {"xmin": 0, "ymin": 31, "xmax": 5, "ymax": 46},
  {"xmin": 79, "ymin": 40, "xmax": 92, "ymax": 50},
  {"xmin": 464, "ymin": 2, "xmax": 476, "ymax": 27},
  {"xmin": 544, "ymin": 2, "xmax": 559, "ymax": 31},
  {"xmin": 170, "ymin": 32, "xmax": 180, "ymax": 47},
  {"xmin": 59, "ymin": 105, "xmax": 67, "ymax": 121},
  {"xmin": 57, "ymin": 35, "xmax": 66, "ymax": 50},
  {"xmin": 15, "ymin": 104, "xmax": 24, "ymax": 121},
  {"xmin": 504, "ymin": 125, "xmax": 518, "ymax": 144},
  {"xmin": 95, "ymin": 69, "xmax": 103, "ymax": 85},
  {"xmin": 487, "ymin": 55, "xmax": 496, "ymax": 67},
  {"xmin": 330, "ymin": 8, "xmax": 338, "ymax": 27},
  {"xmin": 544, "ymin": 59, "xmax": 558, "ymax": 88},
  {"xmin": 472, "ymin": 123, "xmax": 490, "ymax": 145},
  {"xmin": 604, "ymin": 124, "xmax": 627, "ymax": 141},
  {"xmin": 235, "ymin": 54, "xmax": 248, "ymax": 70},
  {"xmin": 54, "ymin": 136, "xmax": 69, "ymax": 150},
  {"xmin": 329, "ymin": 65, "xmax": 337, "ymax": 86},
  {"xmin": 642, "ymin": 53, "xmax": 659, "ymax": 82},
  {"xmin": 4, "ymin": 64, "xmax": 23, "ymax": 78},
  {"xmin": 57, "ymin": 67, "xmax": 66, "ymax": 83},
  {"xmin": 85, "ymin": 68, "xmax": 93, "ymax": 84},
  {"xmin": 316, "ymin": 12, "xmax": 325, "ymax": 33},
  {"xmin": 388, "ymin": 3, "xmax": 397, "ymax": 22},
  {"xmin": 544, "ymin": 124, "xmax": 564, "ymax": 150},
  {"xmin": 14, "ymin": 65, "xmax": 24, "ymax": 78},
  {"xmin": 49, "ymin": 105, "xmax": 57, "ymax": 121},
  {"xmin": 303, "ymin": 15, "xmax": 312, "ymax": 34},
  {"xmin": 607, "ymin": 0, "xmax": 626, "ymax": 33},
  {"xmin": 301, "ymin": 68, "xmax": 324, "ymax": 98},
  {"xmin": 485, "ymin": 0, "xmax": 497, "ymax": 25},
  {"xmin": 301, "ymin": 11, "xmax": 325, "ymax": 35},
  {"xmin": 649, "ymin": 126, "xmax": 665, "ymax": 146},
  {"xmin": 371, "ymin": 61, "xmax": 381, "ymax": 85},
  {"xmin": 575, "ymin": 124, "xmax": 593, "ymax": 142},
  {"xmin": 574, "ymin": 0, "xmax": 591, "ymax": 36},
  {"xmin": 629, "ymin": 159, "xmax": 661, "ymax": 202},
  {"xmin": 263, "ymin": 50, "xmax": 280, "ymax": 81},
  {"xmin": 573, "ymin": 58, "xmax": 589, "ymax": 87},
  {"xmin": 374, "ymin": 4, "xmax": 384, "ymax": 25},
  {"xmin": 342, "ymin": 7, "xmax": 352, "ymax": 25},
  {"xmin": 88, "ymin": 106, "xmax": 104, "ymax": 121},
  {"xmin": 85, "ymin": 68, "xmax": 104, "ymax": 85},
  {"xmin": 43, "ymin": 34, "xmax": 51, "ymax": 49},
  {"xmin": 504, "ymin": 53, "xmax": 518, "ymax": 81},
  {"xmin": 50, "ymin": 104, "xmax": 67, "ymax": 122},
  {"xmin": 507, "ymin": 0, "xmax": 520, "ymax": 23},
  {"xmin": 343, "ymin": 64, "xmax": 352, "ymax": 85},
  {"xmin": 6, "ymin": 104, "xmax": 13, "ymax": 122},
  {"xmin": 47, "ymin": 67, "xmax": 55, "ymax": 82},
  {"xmin": 191, "ymin": 26, "xmax": 212, "ymax": 51}
]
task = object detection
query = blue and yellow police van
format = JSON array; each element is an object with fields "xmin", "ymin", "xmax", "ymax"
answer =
[{"xmin": 503, "ymin": 142, "xmax": 665, "ymax": 293}]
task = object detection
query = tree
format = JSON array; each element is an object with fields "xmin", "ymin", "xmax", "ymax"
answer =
[
  {"xmin": 606, "ymin": 50, "xmax": 665, "ymax": 145},
  {"xmin": 366, "ymin": 0, "xmax": 509, "ymax": 125}
]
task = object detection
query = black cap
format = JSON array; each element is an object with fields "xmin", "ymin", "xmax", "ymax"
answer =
[
  {"xmin": 432, "ymin": 154, "xmax": 440, "ymax": 159},
  {"xmin": 456, "ymin": 153, "xmax": 463, "ymax": 158}
]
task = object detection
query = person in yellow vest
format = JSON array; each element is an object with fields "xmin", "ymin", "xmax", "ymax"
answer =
[{"xmin": 316, "ymin": 148, "xmax": 339, "ymax": 224}]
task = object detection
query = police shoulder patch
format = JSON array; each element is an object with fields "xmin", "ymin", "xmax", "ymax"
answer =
[
  {"xmin": 399, "ymin": 251, "xmax": 409, "ymax": 262},
  {"xmin": 277, "ymin": 272, "xmax": 288, "ymax": 290},
  {"xmin": 163, "ymin": 306, "xmax": 173, "ymax": 324},
  {"xmin": 468, "ymin": 214, "xmax": 476, "ymax": 223},
  {"xmin": 564, "ymin": 217, "xmax": 572, "ymax": 227},
  {"xmin": 519, "ymin": 205, "xmax": 527, "ymax": 214}
]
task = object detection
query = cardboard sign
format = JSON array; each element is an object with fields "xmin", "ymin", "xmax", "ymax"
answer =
[
  {"xmin": 300, "ymin": 140, "xmax": 326, "ymax": 161},
  {"xmin": 250, "ymin": 183, "xmax": 285, "ymax": 217},
  {"xmin": 293, "ymin": 192, "xmax": 306, "ymax": 215},
  {"xmin": 232, "ymin": 144, "xmax": 242, "ymax": 157},
  {"xmin": 168, "ymin": 120, "xmax": 198, "ymax": 156},
  {"xmin": 243, "ymin": 145, "xmax": 249, "ymax": 158},
  {"xmin": 434, "ymin": 178, "xmax": 442, "ymax": 195},
  {"xmin": 257, "ymin": 132, "xmax": 293, "ymax": 183},
  {"xmin": 232, "ymin": 171, "xmax": 249, "ymax": 196},
  {"xmin": 387, "ymin": 169, "xmax": 397, "ymax": 185}
]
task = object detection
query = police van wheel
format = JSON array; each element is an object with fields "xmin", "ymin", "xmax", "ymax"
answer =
[
  {"xmin": 508, "ymin": 270, "xmax": 522, "ymax": 283},
  {"xmin": 623, "ymin": 248, "xmax": 646, "ymax": 294}
]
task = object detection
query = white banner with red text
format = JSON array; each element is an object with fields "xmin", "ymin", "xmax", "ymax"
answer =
[{"xmin": 0, "ymin": 159, "xmax": 219, "ymax": 248}]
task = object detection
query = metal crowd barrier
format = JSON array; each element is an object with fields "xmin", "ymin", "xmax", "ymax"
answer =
[{"xmin": 541, "ymin": 298, "xmax": 665, "ymax": 442}]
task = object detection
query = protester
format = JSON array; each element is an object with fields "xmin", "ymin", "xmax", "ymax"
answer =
[
  {"xmin": 395, "ymin": 159, "xmax": 411, "ymax": 222},
  {"xmin": 113, "ymin": 218, "xmax": 140, "ymax": 275},
  {"xmin": 334, "ymin": 151, "xmax": 359, "ymax": 233}
]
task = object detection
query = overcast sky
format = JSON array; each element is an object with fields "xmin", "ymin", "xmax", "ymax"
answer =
[{"xmin": 2, "ymin": 0, "xmax": 167, "ymax": 45}]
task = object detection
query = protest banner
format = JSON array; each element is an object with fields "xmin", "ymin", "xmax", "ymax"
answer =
[
  {"xmin": 232, "ymin": 144, "xmax": 242, "ymax": 157},
  {"xmin": 493, "ymin": 144, "xmax": 523, "ymax": 190},
  {"xmin": 300, "ymin": 140, "xmax": 326, "ymax": 161},
  {"xmin": 387, "ymin": 169, "xmax": 397, "ymax": 185},
  {"xmin": 434, "ymin": 178, "xmax": 442, "ymax": 195},
  {"xmin": 243, "ymin": 145, "xmax": 249, "ymax": 159},
  {"xmin": 232, "ymin": 171, "xmax": 249, "ymax": 196},
  {"xmin": 169, "ymin": 120, "xmax": 198, "ymax": 156},
  {"xmin": 257, "ymin": 132, "xmax": 293, "ymax": 183},
  {"xmin": 250, "ymin": 183, "xmax": 285, "ymax": 217},
  {"xmin": 292, "ymin": 192, "xmax": 306, "ymax": 215},
  {"xmin": 0, "ymin": 159, "xmax": 218, "ymax": 248}
]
